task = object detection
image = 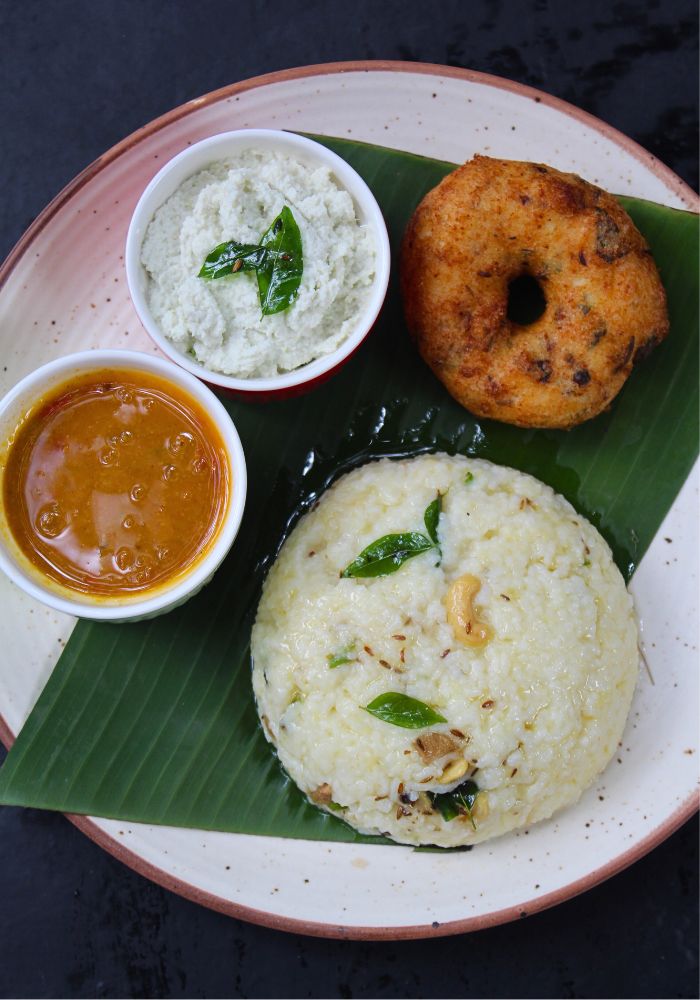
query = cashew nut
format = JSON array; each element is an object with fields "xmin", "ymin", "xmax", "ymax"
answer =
[
  {"xmin": 438, "ymin": 757, "xmax": 469, "ymax": 785},
  {"xmin": 445, "ymin": 574, "xmax": 493, "ymax": 647},
  {"xmin": 471, "ymin": 791, "xmax": 489, "ymax": 821}
]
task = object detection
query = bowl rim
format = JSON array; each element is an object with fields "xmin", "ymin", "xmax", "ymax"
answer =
[
  {"xmin": 0, "ymin": 348, "xmax": 247, "ymax": 620},
  {"xmin": 125, "ymin": 128, "xmax": 392, "ymax": 393}
]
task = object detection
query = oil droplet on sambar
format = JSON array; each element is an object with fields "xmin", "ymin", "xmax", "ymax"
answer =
[
  {"xmin": 167, "ymin": 431, "xmax": 195, "ymax": 455},
  {"xmin": 99, "ymin": 446, "xmax": 119, "ymax": 467},
  {"xmin": 114, "ymin": 547, "xmax": 133, "ymax": 572},
  {"xmin": 36, "ymin": 502, "xmax": 67, "ymax": 539}
]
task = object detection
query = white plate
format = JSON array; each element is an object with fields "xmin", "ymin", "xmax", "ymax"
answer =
[{"xmin": 0, "ymin": 62, "xmax": 697, "ymax": 939}]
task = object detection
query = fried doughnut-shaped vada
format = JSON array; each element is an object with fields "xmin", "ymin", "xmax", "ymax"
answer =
[{"xmin": 401, "ymin": 156, "xmax": 669, "ymax": 428}]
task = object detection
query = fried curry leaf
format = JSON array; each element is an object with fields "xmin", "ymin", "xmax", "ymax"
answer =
[
  {"xmin": 198, "ymin": 241, "xmax": 269, "ymax": 280},
  {"xmin": 257, "ymin": 206, "xmax": 304, "ymax": 315},
  {"xmin": 198, "ymin": 205, "xmax": 303, "ymax": 316},
  {"xmin": 341, "ymin": 531, "xmax": 434, "ymax": 578},
  {"xmin": 431, "ymin": 793, "xmax": 461, "ymax": 822},
  {"xmin": 430, "ymin": 778, "xmax": 480, "ymax": 828},
  {"xmin": 363, "ymin": 692, "xmax": 447, "ymax": 729},
  {"xmin": 342, "ymin": 492, "xmax": 445, "ymax": 578},
  {"xmin": 423, "ymin": 494, "xmax": 442, "ymax": 546}
]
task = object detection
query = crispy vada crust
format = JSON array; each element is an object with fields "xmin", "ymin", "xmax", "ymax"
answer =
[{"xmin": 401, "ymin": 156, "xmax": 669, "ymax": 428}]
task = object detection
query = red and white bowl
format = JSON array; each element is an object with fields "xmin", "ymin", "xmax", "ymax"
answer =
[{"xmin": 125, "ymin": 129, "xmax": 391, "ymax": 399}]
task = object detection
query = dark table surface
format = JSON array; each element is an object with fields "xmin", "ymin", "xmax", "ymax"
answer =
[{"xmin": 1, "ymin": 2, "xmax": 697, "ymax": 997}]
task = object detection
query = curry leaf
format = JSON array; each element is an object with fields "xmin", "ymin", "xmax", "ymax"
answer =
[
  {"xmin": 197, "ymin": 205, "xmax": 303, "ymax": 316},
  {"xmin": 257, "ymin": 206, "xmax": 304, "ymax": 316},
  {"xmin": 430, "ymin": 779, "xmax": 480, "ymax": 828},
  {"xmin": 423, "ymin": 494, "xmax": 442, "ymax": 546},
  {"xmin": 341, "ymin": 531, "xmax": 434, "ymax": 578},
  {"xmin": 198, "ymin": 241, "xmax": 269, "ymax": 279},
  {"xmin": 363, "ymin": 692, "xmax": 447, "ymax": 729},
  {"xmin": 431, "ymin": 793, "xmax": 461, "ymax": 822}
]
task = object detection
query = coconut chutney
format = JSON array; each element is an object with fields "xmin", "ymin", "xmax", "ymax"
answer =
[
  {"xmin": 251, "ymin": 453, "xmax": 638, "ymax": 847},
  {"xmin": 141, "ymin": 149, "xmax": 376, "ymax": 378}
]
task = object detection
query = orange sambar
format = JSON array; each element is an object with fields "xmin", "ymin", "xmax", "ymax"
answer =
[{"xmin": 2, "ymin": 369, "xmax": 230, "ymax": 597}]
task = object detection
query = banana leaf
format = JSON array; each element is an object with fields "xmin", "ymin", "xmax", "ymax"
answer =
[{"xmin": 0, "ymin": 137, "xmax": 697, "ymax": 842}]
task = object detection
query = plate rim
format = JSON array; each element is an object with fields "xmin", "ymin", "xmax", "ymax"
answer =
[
  {"xmin": 0, "ymin": 708, "xmax": 697, "ymax": 940},
  {"xmin": 0, "ymin": 59, "xmax": 697, "ymax": 940},
  {"xmin": 1, "ymin": 59, "xmax": 697, "ymax": 291}
]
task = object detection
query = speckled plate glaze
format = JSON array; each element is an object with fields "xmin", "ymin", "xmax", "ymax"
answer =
[{"xmin": 0, "ymin": 62, "xmax": 697, "ymax": 939}]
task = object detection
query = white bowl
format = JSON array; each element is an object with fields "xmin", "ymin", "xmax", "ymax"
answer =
[
  {"xmin": 0, "ymin": 350, "xmax": 247, "ymax": 621},
  {"xmin": 125, "ymin": 129, "xmax": 391, "ymax": 398}
]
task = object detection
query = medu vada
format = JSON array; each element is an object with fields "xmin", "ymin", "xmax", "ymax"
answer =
[{"xmin": 401, "ymin": 156, "xmax": 669, "ymax": 428}]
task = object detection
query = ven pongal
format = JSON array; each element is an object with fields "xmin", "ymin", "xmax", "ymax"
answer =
[{"xmin": 251, "ymin": 453, "xmax": 638, "ymax": 847}]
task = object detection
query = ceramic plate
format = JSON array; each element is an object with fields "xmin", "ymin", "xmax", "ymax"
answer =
[{"xmin": 0, "ymin": 62, "xmax": 697, "ymax": 939}]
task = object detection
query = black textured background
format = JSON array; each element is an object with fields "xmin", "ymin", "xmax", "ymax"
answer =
[{"xmin": 1, "ymin": 2, "xmax": 698, "ymax": 997}]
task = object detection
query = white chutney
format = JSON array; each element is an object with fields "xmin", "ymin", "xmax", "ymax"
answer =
[{"xmin": 141, "ymin": 150, "xmax": 376, "ymax": 378}]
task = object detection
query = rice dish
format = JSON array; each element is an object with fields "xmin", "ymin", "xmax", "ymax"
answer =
[
  {"xmin": 140, "ymin": 150, "xmax": 376, "ymax": 378},
  {"xmin": 251, "ymin": 453, "xmax": 638, "ymax": 847}
]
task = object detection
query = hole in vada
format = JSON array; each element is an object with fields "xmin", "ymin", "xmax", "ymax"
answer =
[{"xmin": 507, "ymin": 275, "xmax": 546, "ymax": 326}]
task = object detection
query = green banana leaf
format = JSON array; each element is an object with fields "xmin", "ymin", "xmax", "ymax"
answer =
[{"xmin": 0, "ymin": 137, "xmax": 697, "ymax": 843}]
